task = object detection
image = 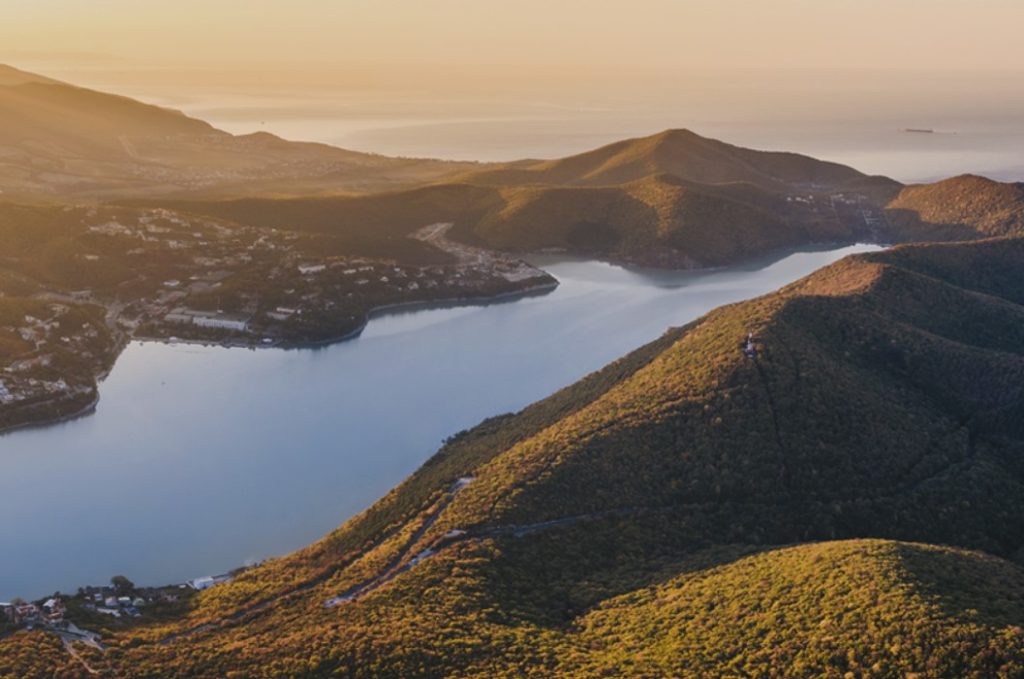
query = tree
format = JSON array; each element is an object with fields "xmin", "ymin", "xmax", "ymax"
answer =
[{"xmin": 111, "ymin": 575, "xmax": 135, "ymax": 596}]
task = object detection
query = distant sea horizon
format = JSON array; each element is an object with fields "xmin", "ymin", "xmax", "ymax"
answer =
[
  {"xmin": 185, "ymin": 103, "xmax": 1024, "ymax": 185},
  {"xmin": 11, "ymin": 62, "xmax": 1024, "ymax": 183}
]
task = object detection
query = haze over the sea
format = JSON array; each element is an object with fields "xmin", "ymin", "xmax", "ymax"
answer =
[{"xmin": 4, "ymin": 0, "xmax": 1023, "ymax": 182}]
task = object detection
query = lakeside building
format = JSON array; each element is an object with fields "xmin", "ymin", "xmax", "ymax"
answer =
[
  {"xmin": 192, "ymin": 312, "xmax": 250, "ymax": 332},
  {"xmin": 164, "ymin": 309, "xmax": 251, "ymax": 332}
]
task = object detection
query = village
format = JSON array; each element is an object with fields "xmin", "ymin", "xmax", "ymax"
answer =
[
  {"xmin": 1, "ymin": 569, "xmax": 241, "ymax": 648},
  {"xmin": 0, "ymin": 208, "xmax": 556, "ymax": 432}
]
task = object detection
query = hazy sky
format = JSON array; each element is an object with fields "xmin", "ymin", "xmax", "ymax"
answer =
[
  {"xmin": 4, "ymin": 0, "xmax": 1023, "ymax": 179},
  {"xmin": 4, "ymin": 0, "xmax": 1024, "ymax": 79}
]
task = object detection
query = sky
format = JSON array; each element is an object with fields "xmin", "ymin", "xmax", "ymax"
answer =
[
  {"xmin": 3, "ymin": 0, "xmax": 1023, "ymax": 178},
  {"xmin": 4, "ymin": 0, "xmax": 1024, "ymax": 81}
]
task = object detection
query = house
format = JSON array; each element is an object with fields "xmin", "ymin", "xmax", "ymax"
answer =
[
  {"xmin": 164, "ymin": 312, "xmax": 194, "ymax": 325},
  {"xmin": 14, "ymin": 603, "xmax": 40, "ymax": 624},
  {"xmin": 42, "ymin": 598, "xmax": 65, "ymax": 621},
  {"xmin": 191, "ymin": 312, "xmax": 250, "ymax": 332},
  {"xmin": 165, "ymin": 309, "xmax": 251, "ymax": 332},
  {"xmin": 188, "ymin": 573, "xmax": 233, "ymax": 591},
  {"xmin": 298, "ymin": 263, "xmax": 326, "ymax": 275}
]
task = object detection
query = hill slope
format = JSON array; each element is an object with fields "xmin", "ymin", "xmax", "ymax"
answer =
[
  {"xmin": 461, "ymin": 128, "xmax": 876, "ymax": 190},
  {"xmin": 5, "ymin": 237, "xmax": 1024, "ymax": 677},
  {"xmin": 0, "ymin": 65, "xmax": 476, "ymax": 199},
  {"xmin": 887, "ymin": 174, "xmax": 1024, "ymax": 240},
  {"xmin": 158, "ymin": 167, "xmax": 892, "ymax": 268}
]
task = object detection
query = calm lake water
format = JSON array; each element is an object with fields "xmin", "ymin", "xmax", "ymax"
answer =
[{"xmin": 0, "ymin": 245, "xmax": 880, "ymax": 600}]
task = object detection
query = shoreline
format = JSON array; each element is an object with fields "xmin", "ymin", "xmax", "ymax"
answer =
[
  {"xmin": 0, "ymin": 392, "xmax": 100, "ymax": 438},
  {"xmin": 0, "ymin": 241, "xmax": 886, "ymax": 601},
  {"xmin": 0, "ymin": 278, "xmax": 559, "ymax": 437},
  {"xmin": 0, "ymin": 332, "xmax": 128, "ymax": 438},
  {"xmin": 0, "ymin": 239, "xmax": 882, "ymax": 439},
  {"xmin": 134, "ymin": 277, "xmax": 560, "ymax": 351}
]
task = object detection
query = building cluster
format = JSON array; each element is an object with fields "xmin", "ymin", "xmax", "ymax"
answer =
[
  {"xmin": 0, "ymin": 209, "xmax": 553, "ymax": 422},
  {"xmin": 0, "ymin": 305, "xmax": 103, "ymax": 409},
  {"xmin": 1, "ymin": 598, "xmax": 65, "ymax": 626},
  {"xmin": 164, "ymin": 309, "xmax": 251, "ymax": 332}
]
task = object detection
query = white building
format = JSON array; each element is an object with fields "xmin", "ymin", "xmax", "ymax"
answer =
[
  {"xmin": 192, "ymin": 313, "xmax": 250, "ymax": 332},
  {"xmin": 188, "ymin": 573, "xmax": 233, "ymax": 591},
  {"xmin": 164, "ymin": 310, "xmax": 251, "ymax": 332}
]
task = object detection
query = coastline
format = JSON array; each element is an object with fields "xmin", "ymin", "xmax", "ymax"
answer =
[
  {"xmin": 134, "ymin": 277, "xmax": 560, "ymax": 350},
  {"xmin": 0, "ymin": 278, "xmax": 559, "ymax": 437},
  {"xmin": 0, "ymin": 240, "xmax": 888, "ymax": 603},
  {"xmin": 0, "ymin": 332, "xmax": 128, "ymax": 438},
  {"xmin": 0, "ymin": 238, "xmax": 885, "ymax": 439},
  {"xmin": 0, "ymin": 392, "xmax": 100, "ymax": 438}
]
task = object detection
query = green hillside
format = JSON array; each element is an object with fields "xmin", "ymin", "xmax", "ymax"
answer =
[
  {"xmin": 4, "ymin": 237, "xmax": 1024, "ymax": 677},
  {"xmin": 567, "ymin": 540, "xmax": 1024, "ymax": 678}
]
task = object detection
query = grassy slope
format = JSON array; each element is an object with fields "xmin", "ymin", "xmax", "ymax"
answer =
[
  {"xmin": 4, "ymin": 237, "xmax": 1021, "ymax": 677},
  {"xmin": 568, "ymin": 540, "xmax": 1024, "ymax": 678}
]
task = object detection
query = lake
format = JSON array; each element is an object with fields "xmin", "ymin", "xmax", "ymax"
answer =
[{"xmin": 0, "ymin": 245, "xmax": 880, "ymax": 600}]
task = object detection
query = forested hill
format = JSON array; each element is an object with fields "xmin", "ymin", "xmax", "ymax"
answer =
[{"xmin": 6, "ymin": 236, "xmax": 1024, "ymax": 677}]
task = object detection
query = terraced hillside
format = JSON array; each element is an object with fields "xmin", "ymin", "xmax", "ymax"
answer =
[{"xmin": 4, "ymin": 237, "xmax": 1024, "ymax": 677}]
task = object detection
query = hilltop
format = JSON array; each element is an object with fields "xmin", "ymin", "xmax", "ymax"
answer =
[
  {"xmin": 5, "ymin": 65, "xmax": 1024, "ymax": 271},
  {"xmin": 156, "ymin": 159, "xmax": 899, "ymax": 269},
  {"xmin": 0, "ymin": 66, "xmax": 905, "ymax": 267},
  {"xmin": 4, "ymin": 236, "xmax": 1024, "ymax": 676},
  {"xmin": 887, "ymin": 174, "xmax": 1024, "ymax": 240},
  {"xmin": 8, "ymin": 65, "xmax": 1022, "ymax": 270},
  {"xmin": 164, "ymin": 154, "xmax": 1024, "ymax": 270},
  {"xmin": 459, "ymin": 128, "xmax": 878, "ymax": 191}
]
